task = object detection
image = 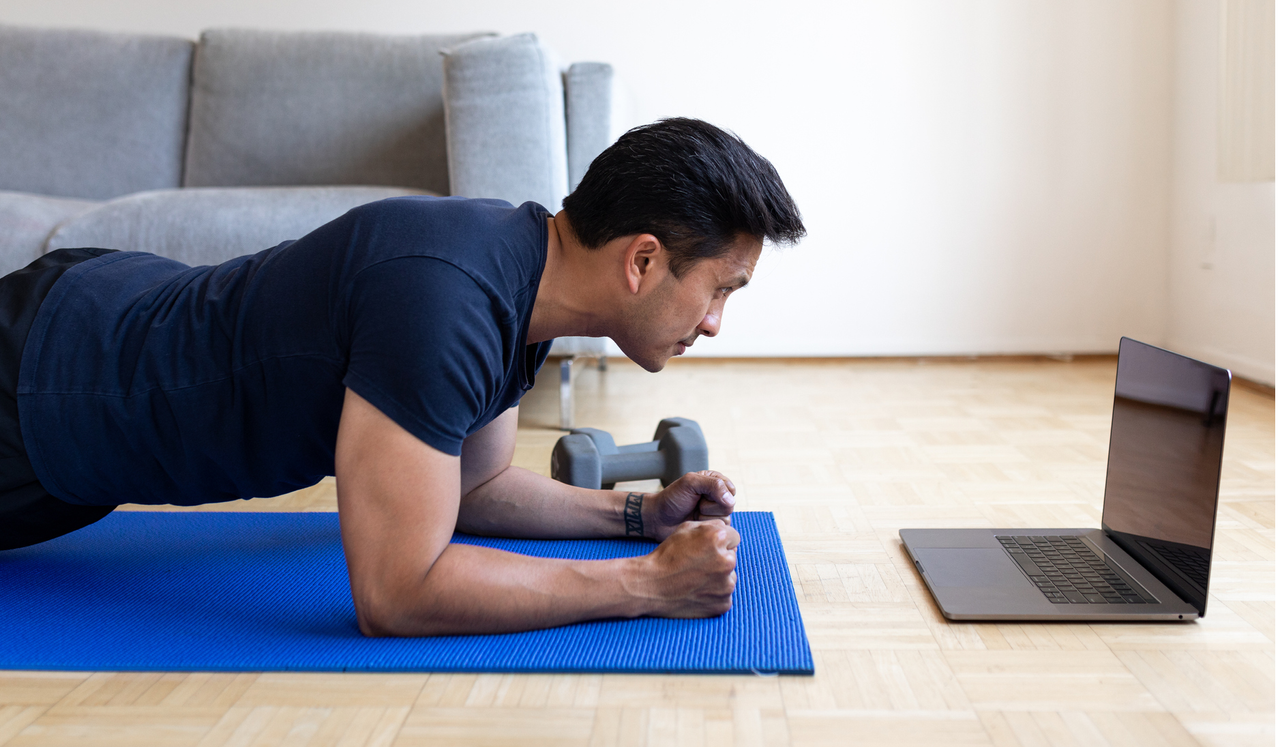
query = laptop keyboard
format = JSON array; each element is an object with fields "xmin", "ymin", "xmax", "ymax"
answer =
[{"xmin": 996, "ymin": 535, "xmax": 1157, "ymax": 605}]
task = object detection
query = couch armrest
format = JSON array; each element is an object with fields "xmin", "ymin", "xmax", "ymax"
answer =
[{"xmin": 442, "ymin": 34, "xmax": 569, "ymax": 212}]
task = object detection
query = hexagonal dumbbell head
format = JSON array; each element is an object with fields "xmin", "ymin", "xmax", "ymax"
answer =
[
  {"xmin": 569, "ymin": 428, "xmax": 621, "ymax": 489},
  {"xmin": 569, "ymin": 427, "xmax": 618, "ymax": 456},
  {"xmin": 656, "ymin": 422, "xmax": 709, "ymax": 486},
  {"xmin": 653, "ymin": 417, "xmax": 704, "ymax": 443},
  {"xmin": 550, "ymin": 433, "xmax": 603, "ymax": 489}
]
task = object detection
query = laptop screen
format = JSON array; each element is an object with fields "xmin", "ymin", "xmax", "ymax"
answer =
[{"xmin": 1100, "ymin": 337, "xmax": 1231, "ymax": 616}]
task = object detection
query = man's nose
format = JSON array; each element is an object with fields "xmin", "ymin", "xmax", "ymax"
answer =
[{"xmin": 698, "ymin": 310, "xmax": 721, "ymax": 337}]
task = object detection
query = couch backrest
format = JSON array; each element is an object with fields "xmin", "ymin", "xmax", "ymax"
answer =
[
  {"xmin": 0, "ymin": 25, "xmax": 193, "ymax": 201},
  {"xmin": 564, "ymin": 62, "xmax": 616, "ymax": 193},
  {"xmin": 442, "ymin": 34, "xmax": 571, "ymax": 213},
  {"xmin": 183, "ymin": 29, "xmax": 488, "ymax": 194}
]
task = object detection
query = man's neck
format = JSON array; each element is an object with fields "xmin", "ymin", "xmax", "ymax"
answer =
[{"xmin": 527, "ymin": 212, "xmax": 614, "ymax": 345}]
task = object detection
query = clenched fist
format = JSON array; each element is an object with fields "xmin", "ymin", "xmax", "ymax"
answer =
[
  {"xmin": 640, "ymin": 470, "xmax": 737, "ymax": 541},
  {"xmin": 631, "ymin": 520, "xmax": 740, "ymax": 618}
]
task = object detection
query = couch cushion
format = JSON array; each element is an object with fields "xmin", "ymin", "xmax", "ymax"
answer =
[
  {"xmin": 564, "ymin": 62, "xmax": 616, "ymax": 193},
  {"xmin": 0, "ymin": 25, "xmax": 193, "ymax": 201},
  {"xmin": 184, "ymin": 29, "xmax": 489, "ymax": 194},
  {"xmin": 0, "ymin": 191, "xmax": 99, "ymax": 277},
  {"xmin": 443, "ymin": 34, "xmax": 569, "ymax": 211},
  {"xmin": 45, "ymin": 186, "xmax": 426, "ymax": 267}
]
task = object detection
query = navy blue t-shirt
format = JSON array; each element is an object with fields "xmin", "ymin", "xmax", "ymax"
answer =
[{"xmin": 16, "ymin": 196, "xmax": 553, "ymax": 506}]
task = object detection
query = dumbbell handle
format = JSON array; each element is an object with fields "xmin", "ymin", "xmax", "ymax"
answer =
[
  {"xmin": 615, "ymin": 441, "xmax": 659, "ymax": 455},
  {"xmin": 600, "ymin": 449, "xmax": 667, "ymax": 486}
]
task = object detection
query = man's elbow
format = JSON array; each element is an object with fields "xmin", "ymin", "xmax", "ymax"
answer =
[
  {"xmin": 353, "ymin": 589, "xmax": 404, "ymax": 637},
  {"xmin": 351, "ymin": 578, "xmax": 425, "ymax": 637},
  {"xmin": 355, "ymin": 602, "xmax": 398, "ymax": 638},
  {"xmin": 352, "ymin": 585, "xmax": 452, "ymax": 638}
]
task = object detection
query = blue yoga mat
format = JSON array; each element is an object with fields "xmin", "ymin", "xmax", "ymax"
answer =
[{"xmin": 0, "ymin": 510, "xmax": 812, "ymax": 674}]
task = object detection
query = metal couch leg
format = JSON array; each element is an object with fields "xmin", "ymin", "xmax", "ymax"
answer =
[{"xmin": 559, "ymin": 358, "xmax": 574, "ymax": 430}]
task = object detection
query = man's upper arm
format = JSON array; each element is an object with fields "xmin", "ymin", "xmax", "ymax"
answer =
[
  {"xmin": 460, "ymin": 406, "xmax": 518, "ymax": 498},
  {"xmin": 342, "ymin": 256, "xmax": 503, "ymax": 458},
  {"xmin": 334, "ymin": 387, "xmax": 461, "ymax": 636}
]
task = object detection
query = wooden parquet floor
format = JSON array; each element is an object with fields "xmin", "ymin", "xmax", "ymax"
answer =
[{"xmin": 1, "ymin": 357, "xmax": 1273, "ymax": 746}]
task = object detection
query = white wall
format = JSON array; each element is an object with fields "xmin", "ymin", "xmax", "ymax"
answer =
[
  {"xmin": 1167, "ymin": 0, "xmax": 1275, "ymax": 385},
  {"xmin": 2, "ymin": 0, "xmax": 1263, "ymax": 378}
]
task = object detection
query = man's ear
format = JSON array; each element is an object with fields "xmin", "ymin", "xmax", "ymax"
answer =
[{"xmin": 623, "ymin": 234, "xmax": 664, "ymax": 295}]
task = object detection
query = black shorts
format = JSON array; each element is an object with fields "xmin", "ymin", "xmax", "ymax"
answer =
[{"xmin": 0, "ymin": 248, "xmax": 119, "ymax": 551}]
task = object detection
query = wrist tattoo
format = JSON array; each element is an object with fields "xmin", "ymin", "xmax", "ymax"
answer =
[{"xmin": 624, "ymin": 492, "xmax": 645, "ymax": 537}]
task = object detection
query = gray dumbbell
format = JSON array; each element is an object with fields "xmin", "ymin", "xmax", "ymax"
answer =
[{"xmin": 550, "ymin": 418, "xmax": 709, "ymax": 490}]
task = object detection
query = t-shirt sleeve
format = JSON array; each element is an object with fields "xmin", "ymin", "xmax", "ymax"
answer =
[{"xmin": 341, "ymin": 256, "xmax": 506, "ymax": 456}]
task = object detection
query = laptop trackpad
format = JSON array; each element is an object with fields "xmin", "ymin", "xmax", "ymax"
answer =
[{"xmin": 916, "ymin": 548, "xmax": 1030, "ymax": 588}]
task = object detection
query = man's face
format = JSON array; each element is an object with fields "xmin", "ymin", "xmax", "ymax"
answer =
[{"xmin": 618, "ymin": 235, "xmax": 762, "ymax": 372}]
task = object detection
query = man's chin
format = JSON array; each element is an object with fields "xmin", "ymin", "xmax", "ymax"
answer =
[
  {"xmin": 621, "ymin": 349, "xmax": 667, "ymax": 373},
  {"xmin": 614, "ymin": 339, "xmax": 678, "ymax": 373},
  {"xmin": 636, "ymin": 355, "xmax": 666, "ymax": 373}
]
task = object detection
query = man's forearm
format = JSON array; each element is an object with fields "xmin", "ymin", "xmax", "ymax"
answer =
[
  {"xmin": 457, "ymin": 465, "xmax": 644, "ymax": 539},
  {"xmin": 366, "ymin": 542, "xmax": 654, "ymax": 636}
]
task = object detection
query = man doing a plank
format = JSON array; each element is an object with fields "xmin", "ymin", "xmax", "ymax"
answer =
[{"xmin": 0, "ymin": 118, "xmax": 805, "ymax": 635}]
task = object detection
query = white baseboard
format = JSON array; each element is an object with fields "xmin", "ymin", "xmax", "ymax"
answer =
[{"xmin": 1165, "ymin": 339, "xmax": 1275, "ymax": 386}]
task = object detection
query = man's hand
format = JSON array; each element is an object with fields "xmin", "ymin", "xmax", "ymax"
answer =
[
  {"xmin": 639, "ymin": 470, "xmax": 737, "ymax": 541},
  {"xmin": 629, "ymin": 520, "xmax": 740, "ymax": 617}
]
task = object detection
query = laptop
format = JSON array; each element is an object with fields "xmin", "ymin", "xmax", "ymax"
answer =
[{"xmin": 900, "ymin": 337, "xmax": 1230, "ymax": 621}]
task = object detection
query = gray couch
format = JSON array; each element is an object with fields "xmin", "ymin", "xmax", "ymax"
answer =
[{"xmin": 0, "ymin": 24, "xmax": 613, "ymax": 426}]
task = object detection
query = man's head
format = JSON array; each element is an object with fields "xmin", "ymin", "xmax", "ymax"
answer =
[
  {"xmin": 561, "ymin": 118, "xmax": 805, "ymax": 370},
  {"xmin": 563, "ymin": 118, "xmax": 805, "ymax": 279}
]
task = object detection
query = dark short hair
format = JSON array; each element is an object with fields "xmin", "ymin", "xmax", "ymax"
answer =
[{"xmin": 561, "ymin": 118, "xmax": 806, "ymax": 278}]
